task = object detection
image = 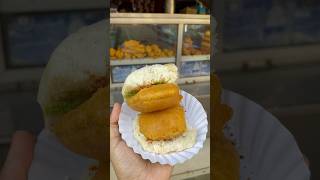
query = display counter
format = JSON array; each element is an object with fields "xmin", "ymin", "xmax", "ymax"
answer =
[{"xmin": 110, "ymin": 13, "xmax": 211, "ymax": 88}]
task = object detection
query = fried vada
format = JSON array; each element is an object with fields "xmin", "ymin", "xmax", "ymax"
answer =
[
  {"xmin": 139, "ymin": 105, "xmax": 186, "ymax": 141},
  {"xmin": 126, "ymin": 83, "xmax": 182, "ymax": 113}
]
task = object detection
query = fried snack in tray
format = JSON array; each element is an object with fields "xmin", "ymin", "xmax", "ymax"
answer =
[
  {"xmin": 201, "ymin": 30, "xmax": 210, "ymax": 54},
  {"xmin": 122, "ymin": 40, "xmax": 146, "ymax": 59},
  {"xmin": 183, "ymin": 36, "xmax": 204, "ymax": 56},
  {"xmin": 213, "ymin": 74, "xmax": 240, "ymax": 180},
  {"xmin": 110, "ymin": 48, "xmax": 124, "ymax": 60},
  {"xmin": 110, "ymin": 40, "xmax": 175, "ymax": 60}
]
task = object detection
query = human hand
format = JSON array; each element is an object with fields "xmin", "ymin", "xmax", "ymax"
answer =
[
  {"xmin": 110, "ymin": 103, "xmax": 173, "ymax": 180},
  {"xmin": 0, "ymin": 131, "xmax": 36, "ymax": 180}
]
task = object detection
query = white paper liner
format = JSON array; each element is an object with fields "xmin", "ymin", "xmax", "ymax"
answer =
[
  {"xmin": 119, "ymin": 90, "xmax": 208, "ymax": 165},
  {"xmin": 221, "ymin": 90, "xmax": 310, "ymax": 180}
]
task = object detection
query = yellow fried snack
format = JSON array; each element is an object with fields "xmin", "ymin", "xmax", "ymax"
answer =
[
  {"xmin": 122, "ymin": 40, "xmax": 146, "ymax": 59},
  {"xmin": 201, "ymin": 30, "xmax": 211, "ymax": 54},
  {"xmin": 110, "ymin": 48, "xmax": 116, "ymax": 57},
  {"xmin": 110, "ymin": 40, "xmax": 176, "ymax": 60},
  {"xmin": 138, "ymin": 105, "xmax": 186, "ymax": 141},
  {"xmin": 115, "ymin": 48, "xmax": 124, "ymax": 59},
  {"xmin": 126, "ymin": 83, "xmax": 182, "ymax": 113},
  {"xmin": 53, "ymin": 87, "xmax": 107, "ymax": 160}
]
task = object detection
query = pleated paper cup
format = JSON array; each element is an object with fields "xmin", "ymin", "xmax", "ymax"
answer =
[
  {"xmin": 119, "ymin": 90, "xmax": 208, "ymax": 165},
  {"xmin": 221, "ymin": 90, "xmax": 310, "ymax": 180}
]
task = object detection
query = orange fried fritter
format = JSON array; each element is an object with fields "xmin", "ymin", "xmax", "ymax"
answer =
[
  {"xmin": 127, "ymin": 83, "xmax": 182, "ymax": 113},
  {"xmin": 138, "ymin": 106, "xmax": 186, "ymax": 141}
]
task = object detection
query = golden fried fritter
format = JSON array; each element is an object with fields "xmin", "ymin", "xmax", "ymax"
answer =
[
  {"xmin": 53, "ymin": 87, "xmax": 107, "ymax": 160},
  {"xmin": 127, "ymin": 83, "xmax": 182, "ymax": 113},
  {"xmin": 138, "ymin": 105, "xmax": 186, "ymax": 141}
]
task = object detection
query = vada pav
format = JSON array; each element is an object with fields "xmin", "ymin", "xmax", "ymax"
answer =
[{"xmin": 122, "ymin": 64, "xmax": 197, "ymax": 154}]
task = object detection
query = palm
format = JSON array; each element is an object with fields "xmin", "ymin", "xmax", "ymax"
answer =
[{"xmin": 110, "ymin": 103, "xmax": 172, "ymax": 180}]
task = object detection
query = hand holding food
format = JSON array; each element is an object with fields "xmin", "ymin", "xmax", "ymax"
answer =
[{"xmin": 110, "ymin": 103, "xmax": 173, "ymax": 180}]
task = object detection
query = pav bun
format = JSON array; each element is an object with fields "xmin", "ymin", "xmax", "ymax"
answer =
[{"xmin": 122, "ymin": 64, "xmax": 180, "ymax": 112}]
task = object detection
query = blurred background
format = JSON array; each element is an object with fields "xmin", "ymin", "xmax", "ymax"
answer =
[
  {"xmin": 1, "ymin": 0, "xmax": 319, "ymax": 179},
  {"xmin": 0, "ymin": 0, "xmax": 212, "ymax": 179},
  {"xmin": 0, "ymin": 0, "xmax": 106, "ymax": 170},
  {"xmin": 214, "ymin": 0, "xmax": 320, "ymax": 179},
  {"xmin": 109, "ymin": 0, "xmax": 211, "ymax": 179}
]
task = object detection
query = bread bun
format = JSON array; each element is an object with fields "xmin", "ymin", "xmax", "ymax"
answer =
[
  {"xmin": 122, "ymin": 64, "xmax": 178, "ymax": 98},
  {"xmin": 122, "ymin": 64, "xmax": 180, "ymax": 112}
]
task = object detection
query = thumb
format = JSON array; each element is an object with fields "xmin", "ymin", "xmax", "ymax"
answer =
[
  {"xmin": 110, "ymin": 103, "xmax": 121, "ymax": 140},
  {"xmin": 0, "ymin": 131, "xmax": 35, "ymax": 180}
]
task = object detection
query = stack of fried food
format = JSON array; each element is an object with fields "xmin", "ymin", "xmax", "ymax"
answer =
[
  {"xmin": 122, "ymin": 40, "xmax": 146, "ymax": 59},
  {"xmin": 123, "ymin": 64, "xmax": 197, "ymax": 153},
  {"xmin": 129, "ymin": 83, "xmax": 187, "ymax": 142},
  {"xmin": 110, "ymin": 40, "xmax": 175, "ymax": 60},
  {"xmin": 145, "ymin": 44, "xmax": 175, "ymax": 58},
  {"xmin": 201, "ymin": 30, "xmax": 210, "ymax": 54},
  {"xmin": 213, "ymin": 75, "xmax": 240, "ymax": 180},
  {"xmin": 182, "ymin": 37, "xmax": 202, "ymax": 56}
]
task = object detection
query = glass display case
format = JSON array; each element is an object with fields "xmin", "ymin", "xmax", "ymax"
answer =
[
  {"xmin": 110, "ymin": 24, "xmax": 177, "ymax": 60},
  {"xmin": 181, "ymin": 24, "xmax": 210, "ymax": 77},
  {"xmin": 110, "ymin": 13, "xmax": 210, "ymax": 88}
]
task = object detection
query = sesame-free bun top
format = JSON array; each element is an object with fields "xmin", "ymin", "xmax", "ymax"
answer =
[{"xmin": 122, "ymin": 64, "xmax": 178, "ymax": 98}]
